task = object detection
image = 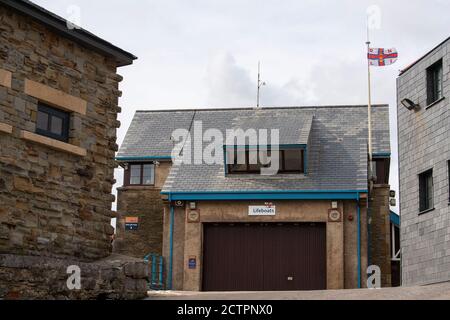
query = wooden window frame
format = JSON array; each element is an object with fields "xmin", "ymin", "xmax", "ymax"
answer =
[
  {"xmin": 35, "ymin": 102, "xmax": 70, "ymax": 142},
  {"xmin": 124, "ymin": 163, "xmax": 155, "ymax": 186},
  {"xmin": 227, "ymin": 147, "xmax": 304, "ymax": 174},
  {"xmin": 372, "ymin": 158, "xmax": 390, "ymax": 184}
]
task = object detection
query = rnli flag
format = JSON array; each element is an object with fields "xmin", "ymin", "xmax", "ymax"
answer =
[{"xmin": 368, "ymin": 48, "xmax": 398, "ymax": 66}]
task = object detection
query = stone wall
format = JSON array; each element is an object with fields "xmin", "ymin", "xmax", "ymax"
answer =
[
  {"xmin": 0, "ymin": 5, "xmax": 122, "ymax": 262},
  {"xmin": 114, "ymin": 161, "xmax": 171, "ymax": 258},
  {"xmin": 114, "ymin": 188, "xmax": 165, "ymax": 258},
  {"xmin": 397, "ymin": 38, "xmax": 450, "ymax": 286},
  {"xmin": 368, "ymin": 184, "xmax": 391, "ymax": 287},
  {"xmin": 0, "ymin": 253, "xmax": 148, "ymax": 299}
]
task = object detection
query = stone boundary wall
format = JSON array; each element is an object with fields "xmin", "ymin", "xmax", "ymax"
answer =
[{"xmin": 0, "ymin": 254, "xmax": 149, "ymax": 299}]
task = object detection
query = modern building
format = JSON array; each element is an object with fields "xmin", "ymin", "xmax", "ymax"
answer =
[
  {"xmin": 116, "ymin": 104, "xmax": 394, "ymax": 291},
  {"xmin": 397, "ymin": 36, "xmax": 450, "ymax": 286},
  {"xmin": 0, "ymin": 0, "xmax": 147, "ymax": 299}
]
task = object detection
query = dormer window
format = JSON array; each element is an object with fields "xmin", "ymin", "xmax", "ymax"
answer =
[{"xmin": 226, "ymin": 147, "xmax": 305, "ymax": 174}]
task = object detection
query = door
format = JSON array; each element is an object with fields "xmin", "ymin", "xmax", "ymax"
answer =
[{"xmin": 202, "ymin": 222, "xmax": 326, "ymax": 291}]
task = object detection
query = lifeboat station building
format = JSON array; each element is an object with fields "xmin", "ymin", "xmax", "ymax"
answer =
[{"xmin": 115, "ymin": 105, "xmax": 394, "ymax": 291}]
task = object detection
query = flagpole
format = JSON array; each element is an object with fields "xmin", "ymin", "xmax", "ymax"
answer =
[{"xmin": 366, "ymin": 25, "xmax": 373, "ymax": 180}]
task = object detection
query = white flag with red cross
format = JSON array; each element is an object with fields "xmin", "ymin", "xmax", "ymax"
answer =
[{"xmin": 368, "ymin": 47, "xmax": 398, "ymax": 66}]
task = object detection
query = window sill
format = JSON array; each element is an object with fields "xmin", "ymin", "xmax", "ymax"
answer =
[
  {"xmin": 418, "ymin": 207, "xmax": 435, "ymax": 215},
  {"xmin": 0, "ymin": 122, "xmax": 13, "ymax": 134},
  {"xmin": 426, "ymin": 96, "xmax": 445, "ymax": 109},
  {"xmin": 20, "ymin": 130, "xmax": 86, "ymax": 157}
]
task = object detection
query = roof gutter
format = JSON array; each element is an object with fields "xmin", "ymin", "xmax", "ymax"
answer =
[
  {"xmin": 116, "ymin": 156, "xmax": 173, "ymax": 162},
  {"xmin": 161, "ymin": 189, "xmax": 368, "ymax": 201}
]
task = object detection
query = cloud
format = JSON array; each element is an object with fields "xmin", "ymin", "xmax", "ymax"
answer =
[
  {"xmin": 205, "ymin": 52, "xmax": 255, "ymax": 107},
  {"xmin": 204, "ymin": 52, "xmax": 370, "ymax": 107},
  {"xmin": 205, "ymin": 52, "xmax": 318, "ymax": 107}
]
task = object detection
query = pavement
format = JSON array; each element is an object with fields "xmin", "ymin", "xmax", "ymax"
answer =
[{"xmin": 147, "ymin": 281, "xmax": 450, "ymax": 300}]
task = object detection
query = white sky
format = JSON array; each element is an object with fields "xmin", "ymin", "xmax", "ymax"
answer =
[{"xmin": 33, "ymin": 0, "xmax": 450, "ymax": 215}]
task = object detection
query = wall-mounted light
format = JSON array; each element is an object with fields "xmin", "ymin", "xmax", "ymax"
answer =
[{"xmin": 401, "ymin": 98, "xmax": 420, "ymax": 111}]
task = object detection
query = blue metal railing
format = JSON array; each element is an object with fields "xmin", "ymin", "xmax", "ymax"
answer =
[{"xmin": 144, "ymin": 253, "xmax": 164, "ymax": 290}]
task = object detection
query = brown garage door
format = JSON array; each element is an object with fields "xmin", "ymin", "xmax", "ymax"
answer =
[{"xmin": 202, "ymin": 222, "xmax": 326, "ymax": 291}]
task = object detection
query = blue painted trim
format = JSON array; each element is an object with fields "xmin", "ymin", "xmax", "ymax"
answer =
[
  {"xmin": 372, "ymin": 152, "xmax": 391, "ymax": 158},
  {"xmin": 161, "ymin": 189, "xmax": 368, "ymax": 201},
  {"xmin": 151, "ymin": 254, "xmax": 157, "ymax": 285},
  {"xmin": 168, "ymin": 205, "xmax": 174, "ymax": 290},
  {"xmin": 162, "ymin": 189, "xmax": 367, "ymax": 195},
  {"xmin": 390, "ymin": 210, "xmax": 400, "ymax": 226},
  {"xmin": 357, "ymin": 196, "xmax": 361, "ymax": 289},
  {"xmin": 116, "ymin": 156, "xmax": 172, "ymax": 161},
  {"xmin": 159, "ymin": 256, "xmax": 164, "ymax": 287}
]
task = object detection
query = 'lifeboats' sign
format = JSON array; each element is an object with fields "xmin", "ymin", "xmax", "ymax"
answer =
[{"xmin": 248, "ymin": 206, "xmax": 276, "ymax": 216}]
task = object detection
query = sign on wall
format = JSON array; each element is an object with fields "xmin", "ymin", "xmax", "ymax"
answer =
[
  {"xmin": 125, "ymin": 216, "xmax": 139, "ymax": 230},
  {"xmin": 188, "ymin": 256, "xmax": 197, "ymax": 269},
  {"xmin": 248, "ymin": 205, "xmax": 276, "ymax": 216}
]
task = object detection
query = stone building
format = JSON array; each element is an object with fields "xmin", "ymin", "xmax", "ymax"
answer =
[
  {"xmin": 0, "ymin": 0, "xmax": 148, "ymax": 299},
  {"xmin": 116, "ymin": 105, "xmax": 394, "ymax": 291},
  {"xmin": 397, "ymin": 36, "xmax": 450, "ymax": 286}
]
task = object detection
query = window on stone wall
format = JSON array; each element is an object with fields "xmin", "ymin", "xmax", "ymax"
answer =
[
  {"xmin": 36, "ymin": 102, "xmax": 70, "ymax": 142},
  {"xmin": 126, "ymin": 163, "xmax": 155, "ymax": 186},
  {"xmin": 371, "ymin": 158, "xmax": 390, "ymax": 184},
  {"xmin": 426, "ymin": 59, "xmax": 443, "ymax": 105},
  {"xmin": 419, "ymin": 169, "xmax": 434, "ymax": 213}
]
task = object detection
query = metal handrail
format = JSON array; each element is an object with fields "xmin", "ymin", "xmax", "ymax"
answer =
[{"xmin": 144, "ymin": 253, "xmax": 164, "ymax": 290}]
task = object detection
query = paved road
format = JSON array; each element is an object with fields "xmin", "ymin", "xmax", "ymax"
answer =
[{"xmin": 147, "ymin": 282, "xmax": 450, "ymax": 300}]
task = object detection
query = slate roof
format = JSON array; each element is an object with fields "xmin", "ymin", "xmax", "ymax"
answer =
[{"xmin": 117, "ymin": 105, "xmax": 390, "ymax": 193}]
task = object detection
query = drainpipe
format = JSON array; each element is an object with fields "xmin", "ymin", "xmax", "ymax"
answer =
[
  {"xmin": 168, "ymin": 203, "xmax": 175, "ymax": 290},
  {"xmin": 357, "ymin": 193, "xmax": 361, "ymax": 289}
]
